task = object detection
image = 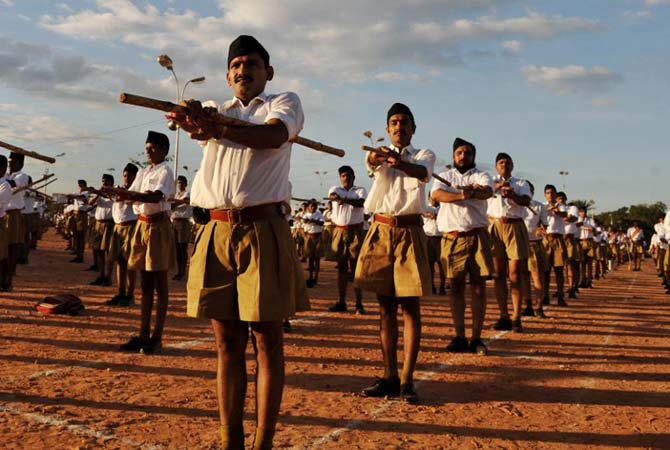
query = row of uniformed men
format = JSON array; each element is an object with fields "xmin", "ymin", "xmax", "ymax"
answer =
[{"xmin": 650, "ymin": 212, "xmax": 670, "ymax": 294}]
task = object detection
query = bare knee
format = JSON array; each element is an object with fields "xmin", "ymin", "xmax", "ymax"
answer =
[{"xmin": 251, "ymin": 322, "xmax": 284, "ymax": 355}]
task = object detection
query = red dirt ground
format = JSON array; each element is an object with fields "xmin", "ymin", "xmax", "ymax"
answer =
[{"xmin": 1, "ymin": 229, "xmax": 669, "ymax": 449}]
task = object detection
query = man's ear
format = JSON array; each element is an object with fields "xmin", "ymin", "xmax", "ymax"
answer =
[{"xmin": 266, "ymin": 65, "xmax": 274, "ymax": 81}]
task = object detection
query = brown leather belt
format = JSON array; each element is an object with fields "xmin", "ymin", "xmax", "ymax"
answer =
[
  {"xmin": 138, "ymin": 212, "xmax": 167, "ymax": 223},
  {"xmin": 547, "ymin": 233, "xmax": 562, "ymax": 237},
  {"xmin": 172, "ymin": 217, "xmax": 189, "ymax": 221},
  {"xmin": 564, "ymin": 233, "xmax": 575, "ymax": 238},
  {"xmin": 373, "ymin": 213, "xmax": 421, "ymax": 228},
  {"xmin": 210, "ymin": 202, "xmax": 286, "ymax": 224},
  {"xmin": 488, "ymin": 216, "xmax": 523, "ymax": 224},
  {"xmin": 116, "ymin": 220, "xmax": 137, "ymax": 226},
  {"xmin": 306, "ymin": 232, "xmax": 322, "ymax": 236},
  {"xmin": 96, "ymin": 219, "xmax": 114, "ymax": 224},
  {"xmin": 335, "ymin": 223, "xmax": 363, "ymax": 230},
  {"xmin": 446, "ymin": 227, "xmax": 485, "ymax": 238},
  {"xmin": 580, "ymin": 238, "xmax": 592, "ymax": 242}
]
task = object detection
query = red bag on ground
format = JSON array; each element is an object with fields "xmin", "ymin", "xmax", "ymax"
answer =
[{"xmin": 35, "ymin": 294, "xmax": 85, "ymax": 316}]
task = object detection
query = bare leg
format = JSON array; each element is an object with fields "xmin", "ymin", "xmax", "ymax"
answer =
[
  {"xmin": 493, "ymin": 256, "xmax": 509, "ymax": 319},
  {"xmin": 377, "ymin": 295, "xmax": 399, "ymax": 380},
  {"xmin": 400, "ymin": 298, "xmax": 421, "ymax": 384},
  {"xmin": 449, "ymin": 275, "xmax": 467, "ymax": 338},
  {"xmin": 139, "ymin": 271, "xmax": 154, "ymax": 339},
  {"xmin": 151, "ymin": 271, "xmax": 169, "ymax": 341},
  {"xmin": 470, "ymin": 276, "xmax": 487, "ymax": 340},
  {"xmin": 508, "ymin": 259, "xmax": 524, "ymax": 319}
]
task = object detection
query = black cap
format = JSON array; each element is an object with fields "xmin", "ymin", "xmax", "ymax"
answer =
[
  {"xmin": 453, "ymin": 137, "xmax": 476, "ymax": 157},
  {"xmin": 228, "ymin": 35, "xmax": 270, "ymax": 67},
  {"xmin": 123, "ymin": 163, "xmax": 139, "ymax": 175},
  {"xmin": 8, "ymin": 152, "xmax": 24, "ymax": 163},
  {"xmin": 495, "ymin": 152, "xmax": 512, "ymax": 163},
  {"xmin": 338, "ymin": 165, "xmax": 354, "ymax": 175},
  {"xmin": 387, "ymin": 103, "xmax": 415, "ymax": 126},
  {"xmin": 146, "ymin": 131, "xmax": 170, "ymax": 152}
]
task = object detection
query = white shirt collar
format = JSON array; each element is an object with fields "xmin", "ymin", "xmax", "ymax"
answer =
[{"xmin": 230, "ymin": 91, "xmax": 268, "ymax": 108}]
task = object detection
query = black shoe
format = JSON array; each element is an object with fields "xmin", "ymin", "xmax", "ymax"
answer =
[
  {"xmin": 141, "ymin": 337, "xmax": 162, "ymax": 355},
  {"xmin": 90, "ymin": 276, "xmax": 104, "ymax": 285},
  {"xmin": 586, "ymin": 280, "xmax": 593, "ymax": 288},
  {"xmin": 99, "ymin": 277, "xmax": 111, "ymax": 287},
  {"xmin": 306, "ymin": 278, "xmax": 315, "ymax": 288},
  {"xmin": 86, "ymin": 265, "xmax": 99, "ymax": 271},
  {"xmin": 69, "ymin": 257, "xmax": 83, "ymax": 263},
  {"xmin": 439, "ymin": 286, "xmax": 447, "ymax": 295},
  {"xmin": 361, "ymin": 377, "xmax": 400, "ymax": 398},
  {"xmin": 172, "ymin": 273, "xmax": 183, "ymax": 281},
  {"xmin": 534, "ymin": 308, "xmax": 547, "ymax": 318},
  {"xmin": 283, "ymin": 320, "xmax": 292, "ymax": 333},
  {"xmin": 106, "ymin": 295, "xmax": 123, "ymax": 305},
  {"xmin": 17, "ymin": 257, "xmax": 28, "ymax": 265},
  {"xmin": 118, "ymin": 295, "xmax": 134, "ymax": 307},
  {"xmin": 557, "ymin": 298, "xmax": 568, "ymax": 307},
  {"xmin": 446, "ymin": 336, "xmax": 469, "ymax": 353},
  {"xmin": 120, "ymin": 336, "xmax": 147, "ymax": 352},
  {"xmin": 512, "ymin": 317, "xmax": 523, "ymax": 333},
  {"xmin": 552, "ymin": 291, "xmax": 559, "ymax": 298},
  {"xmin": 492, "ymin": 317, "xmax": 512, "ymax": 331},
  {"xmin": 542, "ymin": 295, "xmax": 550, "ymax": 305},
  {"xmin": 400, "ymin": 382, "xmax": 418, "ymax": 404},
  {"xmin": 432, "ymin": 286, "xmax": 437, "ymax": 295},
  {"xmin": 354, "ymin": 304, "xmax": 366, "ymax": 315},
  {"xmin": 521, "ymin": 306, "xmax": 534, "ymax": 317},
  {"xmin": 469, "ymin": 338, "xmax": 488, "ymax": 355},
  {"xmin": 328, "ymin": 302, "xmax": 347, "ymax": 312},
  {"xmin": 568, "ymin": 289, "xmax": 577, "ymax": 299}
]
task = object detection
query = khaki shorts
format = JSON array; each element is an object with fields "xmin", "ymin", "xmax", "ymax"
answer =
[
  {"xmin": 630, "ymin": 242, "xmax": 644, "ymax": 255},
  {"xmin": 441, "ymin": 230, "xmax": 494, "ymax": 279},
  {"xmin": 128, "ymin": 216, "xmax": 176, "ymax": 272},
  {"xmin": 24, "ymin": 213, "xmax": 39, "ymax": 234},
  {"xmin": 489, "ymin": 220, "xmax": 530, "ymax": 261},
  {"xmin": 75, "ymin": 212, "xmax": 87, "ymax": 232},
  {"xmin": 172, "ymin": 218, "xmax": 192, "ymax": 244},
  {"xmin": 565, "ymin": 236, "xmax": 581, "ymax": 262},
  {"xmin": 427, "ymin": 235, "xmax": 442, "ymax": 264},
  {"xmin": 543, "ymin": 234, "xmax": 566, "ymax": 268},
  {"xmin": 304, "ymin": 232, "xmax": 324, "ymax": 258},
  {"xmin": 354, "ymin": 220, "xmax": 431, "ymax": 298},
  {"xmin": 93, "ymin": 220, "xmax": 114, "ymax": 251},
  {"xmin": 187, "ymin": 215, "xmax": 310, "ymax": 322},
  {"xmin": 109, "ymin": 222, "xmax": 136, "ymax": 262},
  {"xmin": 528, "ymin": 240, "xmax": 547, "ymax": 274},
  {"xmin": 664, "ymin": 247, "xmax": 670, "ymax": 272},
  {"xmin": 328, "ymin": 225, "xmax": 365, "ymax": 262},
  {"xmin": 597, "ymin": 245, "xmax": 607, "ymax": 261},
  {"xmin": 580, "ymin": 239, "xmax": 595, "ymax": 259},
  {"xmin": 0, "ymin": 216, "xmax": 7, "ymax": 260},
  {"xmin": 6, "ymin": 210, "xmax": 24, "ymax": 245}
]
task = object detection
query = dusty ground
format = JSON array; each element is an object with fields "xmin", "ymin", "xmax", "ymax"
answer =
[{"xmin": 1, "ymin": 228, "xmax": 669, "ymax": 449}]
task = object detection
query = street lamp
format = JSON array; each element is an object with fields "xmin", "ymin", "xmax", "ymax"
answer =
[
  {"xmin": 559, "ymin": 170, "xmax": 569, "ymax": 191},
  {"xmin": 157, "ymin": 53, "xmax": 205, "ymax": 181},
  {"xmin": 315, "ymin": 170, "xmax": 328, "ymax": 196}
]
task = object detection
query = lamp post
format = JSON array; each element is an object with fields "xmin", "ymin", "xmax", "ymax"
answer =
[
  {"xmin": 157, "ymin": 54, "xmax": 205, "ymax": 181},
  {"xmin": 314, "ymin": 170, "xmax": 328, "ymax": 196},
  {"xmin": 559, "ymin": 170, "xmax": 569, "ymax": 191}
]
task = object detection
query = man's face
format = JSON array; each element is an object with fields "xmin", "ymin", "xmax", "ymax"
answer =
[
  {"xmin": 308, "ymin": 203, "xmax": 316, "ymax": 213},
  {"xmin": 544, "ymin": 188, "xmax": 557, "ymax": 203},
  {"xmin": 8, "ymin": 157, "xmax": 23, "ymax": 173},
  {"xmin": 227, "ymin": 53, "xmax": 272, "ymax": 101},
  {"xmin": 340, "ymin": 171, "xmax": 354, "ymax": 189},
  {"xmin": 102, "ymin": 177, "xmax": 113, "ymax": 187},
  {"xmin": 146, "ymin": 142, "xmax": 167, "ymax": 165},
  {"xmin": 177, "ymin": 180, "xmax": 186, "ymax": 191},
  {"xmin": 78, "ymin": 182, "xmax": 86, "ymax": 192},
  {"xmin": 123, "ymin": 170, "xmax": 135, "ymax": 188},
  {"xmin": 496, "ymin": 157, "xmax": 513, "ymax": 178},
  {"xmin": 579, "ymin": 210, "xmax": 586, "ymax": 218},
  {"xmin": 386, "ymin": 113, "xmax": 415, "ymax": 148},
  {"xmin": 556, "ymin": 195, "xmax": 566, "ymax": 205},
  {"xmin": 453, "ymin": 145, "xmax": 475, "ymax": 170}
]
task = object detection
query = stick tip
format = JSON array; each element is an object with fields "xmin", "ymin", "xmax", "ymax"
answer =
[{"xmin": 119, "ymin": 93, "xmax": 128, "ymax": 102}]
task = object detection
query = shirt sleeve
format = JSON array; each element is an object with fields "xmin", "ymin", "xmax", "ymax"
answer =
[
  {"xmin": 517, "ymin": 179, "xmax": 532, "ymax": 198},
  {"xmin": 413, "ymin": 149, "xmax": 436, "ymax": 184},
  {"xmin": 154, "ymin": 167, "xmax": 176, "ymax": 199},
  {"xmin": 265, "ymin": 92, "xmax": 304, "ymax": 140},
  {"xmin": 355, "ymin": 186, "xmax": 367, "ymax": 199},
  {"xmin": 477, "ymin": 171, "xmax": 495, "ymax": 190},
  {"xmin": 129, "ymin": 170, "xmax": 142, "ymax": 192}
]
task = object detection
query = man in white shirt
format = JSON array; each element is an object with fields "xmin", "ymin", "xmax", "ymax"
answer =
[
  {"xmin": 114, "ymin": 131, "xmax": 176, "ymax": 355},
  {"xmin": 543, "ymin": 184, "xmax": 568, "ymax": 306},
  {"xmin": 106, "ymin": 163, "xmax": 139, "ymax": 307},
  {"xmin": 301, "ymin": 199, "xmax": 325, "ymax": 287},
  {"xmin": 0, "ymin": 156, "xmax": 13, "ymax": 291},
  {"xmin": 577, "ymin": 207, "xmax": 596, "ymax": 288},
  {"xmin": 431, "ymin": 137, "xmax": 494, "ymax": 354},
  {"xmin": 653, "ymin": 215, "xmax": 667, "ymax": 282},
  {"xmin": 487, "ymin": 152, "xmax": 531, "ymax": 333},
  {"xmin": 21, "ymin": 188, "xmax": 38, "ymax": 260},
  {"xmin": 327, "ymin": 165, "xmax": 367, "ymax": 313},
  {"xmin": 628, "ymin": 222, "xmax": 644, "ymax": 271},
  {"xmin": 557, "ymin": 192, "xmax": 581, "ymax": 299},
  {"xmin": 89, "ymin": 174, "xmax": 115, "ymax": 286},
  {"xmin": 171, "ymin": 175, "xmax": 192, "ymax": 281},
  {"xmin": 355, "ymin": 103, "xmax": 435, "ymax": 404},
  {"xmin": 66, "ymin": 180, "xmax": 90, "ymax": 263},
  {"xmin": 522, "ymin": 181, "xmax": 548, "ymax": 318},
  {"xmin": 167, "ymin": 36, "xmax": 309, "ymax": 450},
  {"xmin": 422, "ymin": 198, "xmax": 446, "ymax": 296},
  {"xmin": 663, "ymin": 210, "xmax": 670, "ymax": 294},
  {"xmin": 3, "ymin": 152, "xmax": 30, "ymax": 291}
]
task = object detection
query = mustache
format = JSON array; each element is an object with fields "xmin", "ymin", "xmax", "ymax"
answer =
[{"xmin": 235, "ymin": 75, "xmax": 254, "ymax": 83}]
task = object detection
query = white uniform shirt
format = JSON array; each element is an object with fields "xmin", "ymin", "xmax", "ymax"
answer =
[
  {"xmin": 629, "ymin": 227, "xmax": 644, "ymax": 243},
  {"xmin": 171, "ymin": 189, "xmax": 192, "ymax": 219},
  {"xmin": 0, "ymin": 175, "xmax": 12, "ymax": 218},
  {"xmin": 73, "ymin": 191, "xmax": 90, "ymax": 212},
  {"xmin": 422, "ymin": 206, "xmax": 440, "ymax": 237},
  {"xmin": 364, "ymin": 144, "xmax": 435, "ymax": 215},
  {"xmin": 523, "ymin": 199, "xmax": 547, "ymax": 242},
  {"xmin": 129, "ymin": 161, "xmax": 175, "ymax": 216},
  {"xmin": 654, "ymin": 222, "xmax": 668, "ymax": 250},
  {"xmin": 545, "ymin": 203, "xmax": 566, "ymax": 234},
  {"xmin": 431, "ymin": 167, "xmax": 494, "ymax": 233},
  {"xmin": 7, "ymin": 171, "xmax": 29, "ymax": 210},
  {"xmin": 94, "ymin": 196, "xmax": 114, "ymax": 221},
  {"xmin": 664, "ymin": 211, "xmax": 670, "ymax": 239},
  {"xmin": 191, "ymin": 92, "xmax": 304, "ymax": 209},
  {"xmin": 329, "ymin": 185, "xmax": 367, "ymax": 226},
  {"xmin": 323, "ymin": 209, "xmax": 332, "ymax": 226},
  {"xmin": 22, "ymin": 192, "xmax": 36, "ymax": 215},
  {"xmin": 112, "ymin": 197, "xmax": 137, "ymax": 224},
  {"xmin": 578, "ymin": 216, "xmax": 595, "ymax": 240},
  {"xmin": 563, "ymin": 205, "xmax": 580, "ymax": 235},
  {"xmin": 301, "ymin": 211, "xmax": 324, "ymax": 234},
  {"xmin": 651, "ymin": 234, "xmax": 659, "ymax": 250},
  {"xmin": 487, "ymin": 175, "xmax": 531, "ymax": 219}
]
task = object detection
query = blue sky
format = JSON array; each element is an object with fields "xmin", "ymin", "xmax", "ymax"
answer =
[{"xmin": 0, "ymin": 0, "xmax": 668, "ymax": 212}]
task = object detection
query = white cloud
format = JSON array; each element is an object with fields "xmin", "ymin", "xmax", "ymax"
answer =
[
  {"xmin": 374, "ymin": 72, "xmax": 427, "ymax": 82},
  {"xmin": 644, "ymin": 0, "xmax": 670, "ymax": 5},
  {"xmin": 623, "ymin": 10, "xmax": 653, "ymax": 19},
  {"xmin": 0, "ymin": 0, "xmax": 15, "ymax": 6},
  {"xmin": 500, "ymin": 39, "xmax": 522, "ymax": 54},
  {"xmin": 0, "ymin": 108, "xmax": 92, "ymax": 149},
  {"xmin": 522, "ymin": 64, "xmax": 623, "ymax": 96}
]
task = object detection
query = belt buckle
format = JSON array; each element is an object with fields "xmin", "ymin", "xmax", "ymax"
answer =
[{"xmin": 230, "ymin": 209, "xmax": 242, "ymax": 224}]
